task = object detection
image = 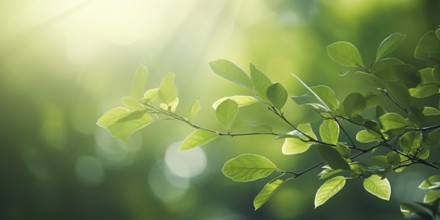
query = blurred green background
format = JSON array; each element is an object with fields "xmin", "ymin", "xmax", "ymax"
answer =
[{"xmin": 1, "ymin": 0, "xmax": 439, "ymax": 219}]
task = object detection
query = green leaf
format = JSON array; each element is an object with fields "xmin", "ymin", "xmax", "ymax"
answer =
[
  {"xmin": 187, "ymin": 100, "xmax": 201, "ymax": 121},
  {"xmin": 437, "ymin": 28, "xmax": 440, "ymax": 41},
  {"xmin": 354, "ymin": 71, "xmax": 385, "ymax": 88},
  {"xmin": 356, "ymin": 130, "xmax": 382, "ymax": 143},
  {"xmin": 107, "ymin": 110, "xmax": 154, "ymax": 142},
  {"xmin": 97, "ymin": 107, "xmax": 130, "ymax": 128},
  {"xmin": 160, "ymin": 98, "xmax": 179, "ymax": 112},
  {"xmin": 316, "ymin": 145, "xmax": 350, "ymax": 170},
  {"xmin": 143, "ymin": 88, "xmax": 159, "ymax": 103},
  {"xmin": 372, "ymin": 58, "xmax": 403, "ymax": 81},
  {"xmin": 419, "ymin": 175, "xmax": 440, "ymax": 189},
  {"xmin": 386, "ymin": 152, "xmax": 401, "ymax": 166},
  {"xmin": 414, "ymin": 31, "xmax": 440, "ymax": 63},
  {"xmin": 424, "ymin": 191, "xmax": 440, "ymax": 203},
  {"xmin": 340, "ymin": 93, "xmax": 366, "ymax": 118},
  {"xmin": 250, "ymin": 64, "xmax": 272, "ymax": 101},
  {"xmin": 399, "ymin": 131, "xmax": 422, "ymax": 155},
  {"xmin": 291, "ymin": 74, "xmax": 334, "ymax": 111},
  {"xmin": 266, "ymin": 82, "xmax": 288, "ymax": 110},
  {"xmin": 400, "ymin": 202, "xmax": 432, "ymax": 217},
  {"xmin": 212, "ymin": 96, "xmax": 259, "ymax": 110},
  {"xmin": 131, "ymin": 65, "xmax": 149, "ymax": 98},
  {"xmin": 319, "ymin": 120, "xmax": 339, "ymax": 145},
  {"xmin": 222, "ymin": 154, "xmax": 278, "ymax": 182},
  {"xmin": 215, "ymin": 99, "xmax": 239, "ymax": 130},
  {"xmin": 409, "ymin": 84, "xmax": 439, "ymax": 98},
  {"xmin": 310, "ymin": 85, "xmax": 339, "ymax": 111},
  {"xmin": 379, "ymin": 112, "xmax": 408, "ymax": 131},
  {"xmin": 376, "ymin": 33, "xmax": 406, "ymax": 61},
  {"xmin": 159, "ymin": 73, "xmax": 178, "ymax": 105},
  {"xmin": 180, "ymin": 129, "xmax": 219, "ymax": 150},
  {"xmin": 335, "ymin": 143, "xmax": 351, "ymax": 159},
  {"xmin": 363, "ymin": 175, "xmax": 391, "ymax": 201},
  {"xmin": 391, "ymin": 64, "xmax": 420, "ymax": 88},
  {"xmin": 121, "ymin": 96, "xmax": 144, "ymax": 111},
  {"xmin": 282, "ymin": 123, "xmax": 317, "ymax": 155},
  {"xmin": 318, "ymin": 168, "xmax": 343, "ymax": 180},
  {"xmin": 423, "ymin": 107, "xmax": 440, "ymax": 116},
  {"xmin": 384, "ymin": 81, "xmax": 411, "ymax": 108},
  {"xmin": 327, "ymin": 41, "xmax": 364, "ymax": 67},
  {"xmin": 253, "ymin": 179, "xmax": 284, "ymax": 210},
  {"xmin": 209, "ymin": 59, "xmax": 252, "ymax": 90},
  {"xmin": 314, "ymin": 176, "xmax": 346, "ymax": 208}
]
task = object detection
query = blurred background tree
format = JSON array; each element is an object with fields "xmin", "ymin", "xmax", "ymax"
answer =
[{"xmin": 1, "ymin": 0, "xmax": 439, "ymax": 219}]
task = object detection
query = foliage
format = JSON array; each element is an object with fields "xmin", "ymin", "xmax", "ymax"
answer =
[{"xmin": 98, "ymin": 28, "xmax": 440, "ymax": 218}]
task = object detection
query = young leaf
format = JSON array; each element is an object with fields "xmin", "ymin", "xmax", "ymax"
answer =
[
  {"xmin": 97, "ymin": 107, "xmax": 130, "ymax": 128},
  {"xmin": 356, "ymin": 130, "xmax": 382, "ymax": 143},
  {"xmin": 291, "ymin": 74, "xmax": 332, "ymax": 111},
  {"xmin": 143, "ymin": 88, "xmax": 159, "ymax": 103},
  {"xmin": 131, "ymin": 65, "xmax": 149, "ymax": 98},
  {"xmin": 215, "ymin": 99, "xmax": 239, "ymax": 130},
  {"xmin": 282, "ymin": 123, "xmax": 317, "ymax": 155},
  {"xmin": 316, "ymin": 145, "xmax": 350, "ymax": 170},
  {"xmin": 379, "ymin": 112, "xmax": 408, "ymax": 131},
  {"xmin": 399, "ymin": 131, "xmax": 422, "ymax": 155},
  {"xmin": 424, "ymin": 191, "xmax": 440, "ymax": 203},
  {"xmin": 266, "ymin": 82, "xmax": 288, "ymax": 110},
  {"xmin": 327, "ymin": 41, "xmax": 364, "ymax": 67},
  {"xmin": 319, "ymin": 119, "xmax": 339, "ymax": 145},
  {"xmin": 250, "ymin": 64, "xmax": 272, "ymax": 101},
  {"xmin": 107, "ymin": 110, "xmax": 154, "ymax": 142},
  {"xmin": 180, "ymin": 129, "xmax": 219, "ymax": 150},
  {"xmin": 121, "ymin": 96, "xmax": 144, "ymax": 111},
  {"xmin": 187, "ymin": 100, "xmax": 201, "ymax": 121},
  {"xmin": 409, "ymin": 84, "xmax": 439, "ymax": 98},
  {"xmin": 363, "ymin": 175, "xmax": 391, "ymax": 201},
  {"xmin": 340, "ymin": 93, "xmax": 366, "ymax": 118},
  {"xmin": 159, "ymin": 73, "xmax": 178, "ymax": 105},
  {"xmin": 253, "ymin": 179, "xmax": 284, "ymax": 210},
  {"xmin": 419, "ymin": 175, "xmax": 440, "ymax": 189},
  {"xmin": 212, "ymin": 96, "xmax": 259, "ymax": 110},
  {"xmin": 209, "ymin": 59, "xmax": 252, "ymax": 90},
  {"xmin": 376, "ymin": 33, "xmax": 406, "ymax": 61},
  {"xmin": 222, "ymin": 154, "xmax": 278, "ymax": 182},
  {"xmin": 314, "ymin": 176, "xmax": 346, "ymax": 208}
]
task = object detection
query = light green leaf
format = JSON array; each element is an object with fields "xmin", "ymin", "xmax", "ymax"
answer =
[
  {"xmin": 310, "ymin": 85, "xmax": 339, "ymax": 111},
  {"xmin": 419, "ymin": 175, "xmax": 440, "ymax": 189},
  {"xmin": 209, "ymin": 59, "xmax": 252, "ymax": 90},
  {"xmin": 292, "ymin": 74, "xmax": 331, "ymax": 111},
  {"xmin": 159, "ymin": 73, "xmax": 178, "ymax": 105},
  {"xmin": 423, "ymin": 107, "xmax": 440, "ymax": 116},
  {"xmin": 399, "ymin": 131, "xmax": 422, "ymax": 155},
  {"xmin": 282, "ymin": 123, "xmax": 317, "ymax": 155},
  {"xmin": 363, "ymin": 175, "xmax": 391, "ymax": 201},
  {"xmin": 409, "ymin": 84, "xmax": 439, "ymax": 98},
  {"xmin": 250, "ymin": 64, "xmax": 272, "ymax": 101},
  {"xmin": 107, "ymin": 110, "xmax": 153, "ymax": 142},
  {"xmin": 143, "ymin": 88, "xmax": 159, "ymax": 103},
  {"xmin": 327, "ymin": 41, "xmax": 364, "ymax": 67},
  {"xmin": 253, "ymin": 179, "xmax": 284, "ymax": 210},
  {"xmin": 316, "ymin": 145, "xmax": 350, "ymax": 170},
  {"xmin": 215, "ymin": 99, "xmax": 239, "ymax": 130},
  {"xmin": 131, "ymin": 65, "xmax": 149, "ymax": 98},
  {"xmin": 212, "ymin": 96, "xmax": 259, "ymax": 110},
  {"xmin": 97, "ymin": 107, "xmax": 130, "ymax": 128},
  {"xmin": 160, "ymin": 98, "xmax": 179, "ymax": 112},
  {"xmin": 340, "ymin": 93, "xmax": 366, "ymax": 118},
  {"xmin": 266, "ymin": 82, "xmax": 288, "ymax": 110},
  {"xmin": 376, "ymin": 33, "xmax": 406, "ymax": 61},
  {"xmin": 180, "ymin": 129, "xmax": 219, "ymax": 150},
  {"xmin": 319, "ymin": 119, "xmax": 339, "ymax": 145},
  {"xmin": 356, "ymin": 130, "xmax": 382, "ymax": 143},
  {"xmin": 121, "ymin": 96, "xmax": 144, "ymax": 111},
  {"xmin": 222, "ymin": 154, "xmax": 278, "ymax": 182},
  {"xmin": 379, "ymin": 112, "xmax": 408, "ymax": 131},
  {"xmin": 424, "ymin": 190, "xmax": 440, "ymax": 203},
  {"xmin": 187, "ymin": 100, "xmax": 201, "ymax": 121},
  {"xmin": 314, "ymin": 176, "xmax": 346, "ymax": 208}
]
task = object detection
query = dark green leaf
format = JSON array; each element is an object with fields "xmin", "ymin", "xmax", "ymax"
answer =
[
  {"xmin": 317, "ymin": 145, "xmax": 350, "ymax": 170},
  {"xmin": 387, "ymin": 152, "xmax": 401, "ymax": 165},
  {"xmin": 415, "ymin": 31, "xmax": 440, "ymax": 63},
  {"xmin": 209, "ymin": 59, "xmax": 252, "ymax": 90},
  {"xmin": 180, "ymin": 129, "xmax": 219, "ymax": 150},
  {"xmin": 376, "ymin": 33, "xmax": 406, "ymax": 60},
  {"xmin": 340, "ymin": 93, "xmax": 366, "ymax": 118},
  {"xmin": 314, "ymin": 176, "xmax": 346, "ymax": 208},
  {"xmin": 335, "ymin": 143, "xmax": 351, "ymax": 159},
  {"xmin": 250, "ymin": 64, "xmax": 272, "ymax": 101},
  {"xmin": 327, "ymin": 41, "xmax": 364, "ymax": 67},
  {"xmin": 253, "ymin": 179, "xmax": 284, "ymax": 210},
  {"xmin": 391, "ymin": 64, "xmax": 420, "ymax": 88},
  {"xmin": 215, "ymin": 99, "xmax": 239, "ymax": 130},
  {"xmin": 372, "ymin": 58, "xmax": 403, "ymax": 81},
  {"xmin": 222, "ymin": 154, "xmax": 278, "ymax": 182},
  {"xmin": 267, "ymin": 82, "xmax": 288, "ymax": 110}
]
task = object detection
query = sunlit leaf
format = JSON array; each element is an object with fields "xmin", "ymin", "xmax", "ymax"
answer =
[
  {"xmin": 282, "ymin": 123, "xmax": 317, "ymax": 155},
  {"xmin": 180, "ymin": 129, "xmax": 219, "ymax": 150},
  {"xmin": 409, "ymin": 84, "xmax": 439, "ymax": 98},
  {"xmin": 212, "ymin": 96, "xmax": 259, "ymax": 110},
  {"xmin": 316, "ymin": 145, "xmax": 350, "ymax": 170},
  {"xmin": 160, "ymin": 97, "xmax": 179, "ymax": 112},
  {"xmin": 327, "ymin": 41, "xmax": 364, "ymax": 67},
  {"xmin": 215, "ymin": 99, "xmax": 238, "ymax": 130},
  {"xmin": 340, "ymin": 93, "xmax": 366, "ymax": 118},
  {"xmin": 424, "ymin": 190, "xmax": 440, "ymax": 203},
  {"xmin": 291, "ymin": 74, "xmax": 334, "ymax": 112},
  {"xmin": 187, "ymin": 100, "xmax": 201, "ymax": 121},
  {"xmin": 335, "ymin": 143, "xmax": 351, "ymax": 159},
  {"xmin": 399, "ymin": 131, "xmax": 422, "ymax": 155},
  {"xmin": 419, "ymin": 175, "xmax": 440, "ymax": 189},
  {"xmin": 250, "ymin": 64, "xmax": 272, "ymax": 101},
  {"xmin": 97, "ymin": 107, "xmax": 130, "ymax": 128},
  {"xmin": 253, "ymin": 179, "xmax": 284, "ymax": 210},
  {"xmin": 376, "ymin": 33, "xmax": 406, "ymax": 61},
  {"xmin": 356, "ymin": 130, "xmax": 382, "ymax": 143},
  {"xmin": 143, "ymin": 88, "xmax": 159, "ymax": 103},
  {"xmin": 209, "ymin": 59, "xmax": 252, "ymax": 90},
  {"xmin": 314, "ymin": 176, "xmax": 346, "ymax": 208},
  {"xmin": 319, "ymin": 119, "xmax": 339, "ymax": 145},
  {"xmin": 423, "ymin": 107, "xmax": 440, "ymax": 116},
  {"xmin": 131, "ymin": 65, "xmax": 149, "ymax": 98},
  {"xmin": 107, "ymin": 110, "xmax": 153, "ymax": 142},
  {"xmin": 363, "ymin": 175, "xmax": 391, "ymax": 201},
  {"xmin": 159, "ymin": 73, "xmax": 178, "ymax": 105},
  {"xmin": 121, "ymin": 96, "xmax": 144, "ymax": 111},
  {"xmin": 222, "ymin": 154, "xmax": 278, "ymax": 182},
  {"xmin": 379, "ymin": 112, "xmax": 408, "ymax": 131},
  {"xmin": 267, "ymin": 82, "xmax": 288, "ymax": 110}
]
